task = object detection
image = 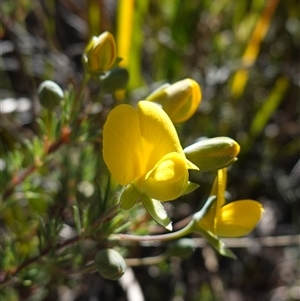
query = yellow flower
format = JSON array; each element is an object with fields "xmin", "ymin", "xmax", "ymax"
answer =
[
  {"xmin": 146, "ymin": 79, "xmax": 201, "ymax": 123},
  {"xmin": 83, "ymin": 31, "xmax": 117, "ymax": 73},
  {"xmin": 103, "ymin": 101, "xmax": 198, "ymax": 202},
  {"xmin": 197, "ymin": 168, "xmax": 263, "ymax": 237}
]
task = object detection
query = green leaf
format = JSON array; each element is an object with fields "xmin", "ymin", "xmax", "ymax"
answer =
[
  {"xmin": 199, "ymin": 229, "xmax": 237, "ymax": 259},
  {"xmin": 36, "ymin": 118, "xmax": 48, "ymax": 135},
  {"xmin": 181, "ymin": 181, "xmax": 199, "ymax": 195},
  {"xmin": 141, "ymin": 195, "xmax": 172, "ymax": 231},
  {"xmin": 119, "ymin": 184, "xmax": 140, "ymax": 210},
  {"xmin": 82, "ymin": 204, "xmax": 90, "ymax": 230},
  {"xmin": 73, "ymin": 205, "xmax": 81, "ymax": 234}
]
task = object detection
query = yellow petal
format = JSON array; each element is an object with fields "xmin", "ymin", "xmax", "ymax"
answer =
[
  {"xmin": 206, "ymin": 168, "xmax": 227, "ymax": 232},
  {"xmin": 216, "ymin": 200, "xmax": 264, "ymax": 237},
  {"xmin": 218, "ymin": 168, "xmax": 227, "ymax": 206},
  {"xmin": 103, "ymin": 104, "xmax": 144, "ymax": 185},
  {"xmin": 211, "ymin": 168, "xmax": 227, "ymax": 208},
  {"xmin": 103, "ymin": 101, "xmax": 188, "ymax": 187},
  {"xmin": 137, "ymin": 101, "xmax": 185, "ymax": 173},
  {"xmin": 140, "ymin": 152, "xmax": 188, "ymax": 201}
]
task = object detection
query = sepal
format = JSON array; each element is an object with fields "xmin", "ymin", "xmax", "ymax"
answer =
[
  {"xmin": 141, "ymin": 195, "xmax": 172, "ymax": 231},
  {"xmin": 119, "ymin": 184, "xmax": 140, "ymax": 210},
  {"xmin": 181, "ymin": 181, "xmax": 199, "ymax": 195}
]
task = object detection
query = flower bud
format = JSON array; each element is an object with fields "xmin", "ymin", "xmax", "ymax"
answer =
[
  {"xmin": 83, "ymin": 32, "xmax": 117, "ymax": 74},
  {"xmin": 38, "ymin": 80, "xmax": 64, "ymax": 111},
  {"xmin": 100, "ymin": 67, "xmax": 129, "ymax": 93},
  {"xmin": 95, "ymin": 249, "xmax": 126, "ymax": 280},
  {"xmin": 184, "ymin": 137, "xmax": 240, "ymax": 171},
  {"xmin": 166, "ymin": 238, "xmax": 195, "ymax": 259},
  {"xmin": 146, "ymin": 78, "xmax": 201, "ymax": 123}
]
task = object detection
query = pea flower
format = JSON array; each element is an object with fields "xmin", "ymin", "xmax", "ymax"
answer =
[
  {"xmin": 83, "ymin": 31, "xmax": 117, "ymax": 73},
  {"xmin": 194, "ymin": 168, "xmax": 263, "ymax": 237},
  {"xmin": 103, "ymin": 101, "xmax": 198, "ymax": 229},
  {"xmin": 146, "ymin": 79, "xmax": 201, "ymax": 123}
]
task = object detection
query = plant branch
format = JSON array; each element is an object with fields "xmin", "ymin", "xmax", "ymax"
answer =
[
  {"xmin": 0, "ymin": 235, "xmax": 81, "ymax": 285},
  {"xmin": 2, "ymin": 127, "xmax": 71, "ymax": 202},
  {"xmin": 0, "ymin": 204, "xmax": 119, "ymax": 285}
]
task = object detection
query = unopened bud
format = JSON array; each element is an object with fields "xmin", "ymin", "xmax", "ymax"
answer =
[
  {"xmin": 83, "ymin": 32, "xmax": 117, "ymax": 74},
  {"xmin": 146, "ymin": 79, "xmax": 201, "ymax": 123},
  {"xmin": 184, "ymin": 137, "xmax": 240, "ymax": 171},
  {"xmin": 38, "ymin": 80, "xmax": 64, "ymax": 110},
  {"xmin": 95, "ymin": 249, "xmax": 126, "ymax": 280}
]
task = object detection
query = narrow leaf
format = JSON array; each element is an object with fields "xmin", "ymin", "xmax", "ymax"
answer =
[{"xmin": 73, "ymin": 205, "xmax": 82, "ymax": 234}]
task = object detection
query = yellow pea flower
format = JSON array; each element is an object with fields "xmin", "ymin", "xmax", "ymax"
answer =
[
  {"xmin": 197, "ymin": 168, "xmax": 264, "ymax": 237},
  {"xmin": 103, "ymin": 101, "xmax": 198, "ymax": 202},
  {"xmin": 83, "ymin": 31, "xmax": 117, "ymax": 73},
  {"xmin": 146, "ymin": 79, "xmax": 201, "ymax": 123}
]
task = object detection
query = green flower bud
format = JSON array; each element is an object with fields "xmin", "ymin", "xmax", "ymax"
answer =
[
  {"xmin": 38, "ymin": 80, "xmax": 64, "ymax": 110},
  {"xmin": 166, "ymin": 238, "xmax": 195, "ymax": 259},
  {"xmin": 184, "ymin": 137, "xmax": 240, "ymax": 171},
  {"xmin": 146, "ymin": 78, "xmax": 201, "ymax": 123},
  {"xmin": 83, "ymin": 31, "xmax": 117, "ymax": 74},
  {"xmin": 100, "ymin": 67, "xmax": 129, "ymax": 93},
  {"xmin": 95, "ymin": 249, "xmax": 126, "ymax": 280}
]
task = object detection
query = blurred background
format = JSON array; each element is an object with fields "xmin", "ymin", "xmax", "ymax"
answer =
[{"xmin": 1, "ymin": 0, "xmax": 299, "ymax": 300}]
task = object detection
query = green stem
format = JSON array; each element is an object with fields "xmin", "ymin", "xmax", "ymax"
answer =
[
  {"xmin": 71, "ymin": 72, "xmax": 91, "ymax": 121},
  {"xmin": 110, "ymin": 221, "xmax": 194, "ymax": 242},
  {"xmin": 46, "ymin": 109, "xmax": 53, "ymax": 140},
  {"xmin": 77, "ymin": 73, "xmax": 91, "ymax": 102}
]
